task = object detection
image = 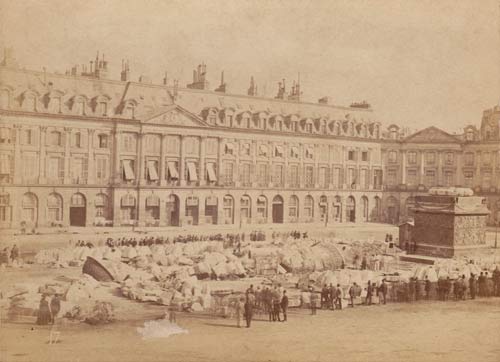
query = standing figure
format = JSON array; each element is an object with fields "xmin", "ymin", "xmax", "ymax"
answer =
[
  {"xmin": 235, "ymin": 297, "xmax": 245, "ymax": 328},
  {"xmin": 272, "ymin": 287, "xmax": 281, "ymax": 321},
  {"xmin": 335, "ymin": 284, "xmax": 343, "ymax": 309},
  {"xmin": 348, "ymin": 283, "xmax": 357, "ymax": 307},
  {"xmin": 36, "ymin": 295, "xmax": 52, "ymax": 325},
  {"xmin": 365, "ymin": 281, "xmax": 373, "ymax": 305},
  {"xmin": 10, "ymin": 244, "xmax": 19, "ymax": 263},
  {"xmin": 424, "ymin": 277, "xmax": 431, "ymax": 300},
  {"xmin": 469, "ymin": 274, "xmax": 477, "ymax": 299},
  {"xmin": 50, "ymin": 294, "xmax": 61, "ymax": 324},
  {"xmin": 281, "ymin": 291, "xmax": 289, "ymax": 322},
  {"xmin": 379, "ymin": 279, "xmax": 388, "ymax": 305},
  {"xmin": 310, "ymin": 287, "xmax": 318, "ymax": 315},
  {"xmin": 244, "ymin": 293, "xmax": 255, "ymax": 328}
]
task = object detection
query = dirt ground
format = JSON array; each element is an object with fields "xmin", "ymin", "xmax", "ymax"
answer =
[{"xmin": 1, "ymin": 298, "xmax": 499, "ymax": 362}]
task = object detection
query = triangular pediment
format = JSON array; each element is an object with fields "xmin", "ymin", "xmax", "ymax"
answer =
[
  {"xmin": 403, "ymin": 126, "xmax": 460, "ymax": 144},
  {"xmin": 142, "ymin": 105, "xmax": 209, "ymax": 127}
]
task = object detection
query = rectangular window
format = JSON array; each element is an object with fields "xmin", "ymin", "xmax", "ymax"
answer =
[
  {"xmin": 445, "ymin": 152, "xmax": 454, "ymax": 165},
  {"xmin": 23, "ymin": 129, "xmax": 33, "ymax": 145},
  {"xmin": 121, "ymin": 160, "xmax": 135, "ymax": 181},
  {"xmin": 388, "ymin": 151, "xmax": 397, "ymax": 163},
  {"xmin": 444, "ymin": 171, "xmax": 454, "ymax": 187},
  {"xmin": 71, "ymin": 157, "xmax": 88, "ymax": 183},
  {"xmin": 122, "ymin": 134, "xmax": 136, "ymax": 152},
  {"xmin": 99, "ymin": 102, "xmax": 107, "ymax": 116},
  {"xmin": 0, "ymin": 154, "xmax": 10, "ymax": 175},
  {"xmin": 96, "ymin": 157, "xmax": 108, "ymax": 183},
  {"xmin": 240, "ymin": 163, "xmax": 251, "ymax": 185},
  {"xmin": 167, "ymin": 161, "xmax": 179, "ymax": 180},
  {"xmin": 290, "ymin": 146, "xmax": 299, "ymax": 159},
  {"xmin": 223, "ymin": 161, "xmax": 234, "ymax": 185},
  {"xmin": 387, "ymin": 169, "xmax": 397, "ymax": 186},
  {"xmin": 407, "ymin": 169, "xmax": 417, "ymax": 186},
  {"xmin": 482, "ymin": 171, "xmax": 491, "ymax": 189},
  {"xmin": 464, "ymin": 171, "xmax": 474, "ymax": 187},
  {"xmin": 426, "ymin": 152, "xmax": 436, "ymax": 165},
  {"xmin": 465, "ymin": 153, "xmax": 474, "ymax": 166},
  {"xmin": 482, "ymin": 152, "xmax": 491, "ymax": 165},
  {"xmin": 305, "ymin": 166, "xmax": 314, "ymax": 187},
  {"xmin": 407, "ymin": 152, "xmax": 417, "ymax": 164},
  {"xmin": 23, "ymin": 153, "xmax": 38, "ymax": 181},
  {"xmin": 273, "ymin": 164, "xmax": 284, "ymax": 186},
  {"xmin": 186, "ymin": 161, "xmax": 198, "ymax": 182},
  {"xmin": 206, "ymin": 162, "xmax": 217, "ymax": 182},
  {"xmin": 425, "ymin": 170, "xmax": 436, "ymax": 186},
  {"xmin": 0, "ymin": 128, "xmax": 11, "ymax": 144},
  {"xmin": 360, "ymin": 169, "xmax": 368, "ymax": 188},
  {"xmin": 348, "ymin": 150, "xmax": 355, "ymax": 161},
  {"xmin": 275, "ymin": 145, "xmax": 284, "ymax": 158},
  {"xmin": 258, "ymin": 163, "xmax": 269, "ymax": 185},
  {"xmin": 147, "ymin": 160, "xmax": 160, "ymax": 181},
  {"xmin": 318, "ymin": 167, "xmax": 328, "ymax": 188},
  {"xmin": 289, "ymin": 165, "xmax": 299, "ymax": 187},
  {"xmin": 224, "ymin": 143, "xmax": 234, "ymax": 155},
  {"xmin": 332, "ymin": 168, "xmax": 341, "ymax": 187},
  {"xmin": 362, "ymin": 152, "xmax": 368, "ymax": 162}
]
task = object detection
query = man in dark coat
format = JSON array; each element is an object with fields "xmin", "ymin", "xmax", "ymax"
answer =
[
  {"xmin": 281, "ymin": 290, "xmax": 289, "ymax": 322},
  {"xmin": 365, "ymin": 281, "xmax": 373, "ymax": 305},
  {"xmin": 379, "ymin": 279, "xmax": 388, "ymax": 305},
  {"xmin": 272, "ymin": 287, "xmax": 281, "ymax": 321},
  {"xmin": 244, "ymin": 293, "xmax": 255, "ymax": 328},
  {"xmin": 424, "ymin": 276, "xmax": 431, "ymax": 300},
  {"xmin": 469, "ymin": 274, "xmax": 477, "ymax": 299}
]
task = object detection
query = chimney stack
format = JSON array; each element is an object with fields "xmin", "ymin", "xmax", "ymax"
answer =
[
  {"xmin": 214, "ymin": 70, "xmax": 227, "ymax": 93},
  {"xmin": 121, "ymin": 59, "xmax": 130, "ymax": 81},
  {"xmin": 247, "ymin": 76, "xmax": 257, "ymax": 96}
]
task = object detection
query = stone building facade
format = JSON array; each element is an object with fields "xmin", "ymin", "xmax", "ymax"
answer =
[{"xmin": 0, "ymin": 51, "xmax": 498, "ymax": 229}]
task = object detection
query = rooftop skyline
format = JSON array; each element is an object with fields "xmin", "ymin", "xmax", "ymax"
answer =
[{"xmin": 1, "ymin": 0, "xmax": 499, "ymax": 132}]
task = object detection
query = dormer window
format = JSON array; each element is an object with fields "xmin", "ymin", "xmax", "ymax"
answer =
[
  {"xmin": 0, "ymin": 89, "xmax": 9, "ymax": 109},
  {"xmin": 224, "ymin": 143, "xmax": 234, "ymax": 155},
  {"xmin": 74, "ymin": 99, "xmax": 86, "ymax": 115},
  {"xmin": 125, "ymin": 105, "xmax": 135, "ymax": 119},
  {"xmin": 390, "ymin": 129, "xmax": 397, "ymax": 139},
  {"xmin": 466, "ymin": 129, "xmax": 474, "ymax": 141},
  {"xmin": 22, "ymin": 94, "xmax": 36, "ymax": 111},
  {"xmin": 99, "ymin": 102, "xmax": 108, "ymax": 116},
  {"xmin": 258, "ymin": 144, "xmax": 268, "ymax": 157},
  {"xmin": 306, "ymin": 123, "xmax": 313, "ymax": 133}
]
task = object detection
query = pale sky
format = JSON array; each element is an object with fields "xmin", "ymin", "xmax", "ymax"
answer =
[{"xmin": 1, "ymin": 0, "xmax": 499, "ymax": 132}]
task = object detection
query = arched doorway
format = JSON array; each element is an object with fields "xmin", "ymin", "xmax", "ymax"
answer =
[
  {"xmin": 166, "ymin": 194, "xmax": 179, "ymax": 226},
  {"xmin": 95, "ymin": 193, "xmax": 111, "ymax": 224},
  {"xmin": 272, "ymin": 195, "xmax": 284, "ymax": 223},
  {"xmin": 145, "ymin": 194, "xmax": 160, "ymax": 225},
  {"xmin": 333, "ymin": 196, "xmax": 342, "ymax": 222},
  {"xmin": 386, "ymin": 196, "xmax": 399, "ymax": 224},
  {"xmin": 70, "ymin": 193, "xmax": 86, "ymax": 226},
  {"xmin": 288, "ymin": 195, "xmax": 299, "ymax": 222},
  {"xmin": 222, "ymin": 195, "xmax": 234, "ymax": 224},
  {"xmin": 319, "ymin": 195, "xmax": 328, "ymax": 223},
  {"xmin": 346, "ymin": 196, "xmax": 356, "ymax": 222},
  {"xmin": 371, "ymin": 196, "xmax": 382, "ymax": 222},
  {"xmin": 304, "ymin": 195, "xmax": 314, "ymax": 222},
  {"xmin": 21, "ymin": 193, "xmax": 38, "ymax": 225},
  {"xmin": 47, "ymin": 193, "xmax": 63, "ymax": 225},
  {"xmin": 361, "ymin": 196, "xmax": 369, "ymax": 222},
  {"xmin": 256, "ymin": 195, "xmax": 267, "ymax": 222},
  {"xmin": 240, "ymin": 195, "xmax": 251, "ymax": 225},
  {"xmin": 185, "ymin": 196, "xmax": 199, "ymax": 225},
  {"xmin": 205, "ymin": 196, "xmax": 218, "ymax": 224}
]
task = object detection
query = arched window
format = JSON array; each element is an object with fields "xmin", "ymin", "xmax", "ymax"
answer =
[
  {"xmin": 145, "ymin": 194, "xmax": 160, "ymax": 222},
  {"xmin": 361, "ymin": 196, "xmax": 369, "ymax": 222},
  {"xmin": 346, "ymin": 196, "xmax": 356, "ymax": 222},
  {"xmin": 256, "ymin": 195, "xmax": 267, "ymax": 220},
  {"xmin": 71, "ymin": 193, "xmax": 86, "ymax": 206},
  {"xmin": 223, "ymin": 195, "xmax": 234, "ymax": 224},
  {"xmin": 240, "ymin": 195, "xmax": 251, "ymax": 223},
  {"xmin": 95, "ymin": 193, "xmax": 110, "ymax": 220},
  {"xmin": 304, "ymin": 195, "xmax": 314, "ymax": 219},
  {"xmin": 47, "ymin": 193, "xmax": 63, "ymax": 223},
  {"xmin": 289, "ymin": 195, "xmax": 299, "ymax": 219},
  {"xmin": 120, "ymin": 194, "xmax": 136, "ymax": 223},
  {"xmin": 22, "ymin": 192, "xmax": 38, "ymax": 223}
]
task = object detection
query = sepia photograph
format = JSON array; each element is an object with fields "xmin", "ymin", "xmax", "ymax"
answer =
[{"xmin": 0, "ymin": 1, "xmax": 499, "ymax": 361}]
